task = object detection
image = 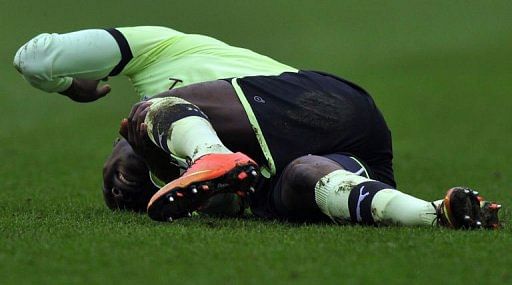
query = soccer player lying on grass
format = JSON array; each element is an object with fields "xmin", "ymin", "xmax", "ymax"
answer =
[
  {"xmin": 112, "ymin": 77, "xmax": 501, "ymax": 229},
  {"xmin": 14, "ymin": 26, "xmax": 501, "ymax": 229}
]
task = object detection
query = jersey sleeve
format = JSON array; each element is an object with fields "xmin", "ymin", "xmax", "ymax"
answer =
[
  {"xmin": 113, "ymin": 26, "xmax": 184, "ymax": 76},
  {"xmin": 115, "ymin": 26, "xmax": 184, "ymax": 58},
  {"xmin": 13, "ymin": 29, "xmax": 121, "ymax": 93}
]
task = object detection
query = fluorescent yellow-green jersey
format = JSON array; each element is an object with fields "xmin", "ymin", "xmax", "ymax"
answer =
[
  {"xmin": 14, "ymin": 26, "xmax": 297, "ymax": 98},
  {"xmin": 13, "ymin": 26, "xmax": 300, "ymax": 181}
]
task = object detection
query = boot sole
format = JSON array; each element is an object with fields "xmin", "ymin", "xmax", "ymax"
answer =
[{"xmin": 147, "ymin": 164, "xmax": 259, "ymax": 221}]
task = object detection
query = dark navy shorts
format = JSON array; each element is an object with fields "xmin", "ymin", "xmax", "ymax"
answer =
[{"xmin": 234, "ymin": 71, "xmax": 396, "ymax": 219}]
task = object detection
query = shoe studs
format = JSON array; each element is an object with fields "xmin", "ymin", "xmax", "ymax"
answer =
[
  {"xmin": 464, "ymin": 215, "xmax": 471, "ymax": 221},
  {"xmin": 237, "ymin": 171, "xmax": 248, "ymax": 180},
  {"xmin": 238, "ymin": 168, "xmax": 259, "ymax": 181},
  {"xmin": 476, "ymin": 221, "xmax": 482, "ymax": 227},
  {"xmin": 490, "ymin": 203, "xmax": 502, "ymax": 210},
  {"xmin": 157, "ymin": 161, "xmax": 259, "ymax": 222}
]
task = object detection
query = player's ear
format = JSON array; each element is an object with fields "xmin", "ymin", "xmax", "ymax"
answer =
[
  {"xmin": 102, "ymin": 177, "xmax": 160, "ymax": 213},
  {"xmin": 103, "ymin": 184, "xmax": 122, "ymax": 211},
  {"xmin": 101, "ymin": 140, "xmax": 154, "ymax": 212},
  {"xmin": 102, "ymin": 183, "xmax": 152, "ymax": 213}
]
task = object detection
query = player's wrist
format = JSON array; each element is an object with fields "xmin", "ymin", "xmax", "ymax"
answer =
[
  {"xmin": 59, "ymin": 79, "xmax": 83, "ymax": 102},
  {"xmin": 59, "ymin": 79, "xmax": 109, "ymax": 103},
  {"xmin": 59, "ymin": 79, "xmax": 76, "ymax": 95}
]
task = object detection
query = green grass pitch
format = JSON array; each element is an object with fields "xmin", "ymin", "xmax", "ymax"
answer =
[{"xmin": 1, "ymin": 1, "xmax": 511, "ymax": 284}]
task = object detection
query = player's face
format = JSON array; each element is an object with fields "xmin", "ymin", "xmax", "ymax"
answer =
[{"xmin": 102, "ymin": 138, "xmax": 158, "ymax": 212}]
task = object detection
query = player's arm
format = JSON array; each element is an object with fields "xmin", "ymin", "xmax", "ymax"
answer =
[{"xmin": 13, "ymin": 29, "xmax": 122, "ymax": 102}]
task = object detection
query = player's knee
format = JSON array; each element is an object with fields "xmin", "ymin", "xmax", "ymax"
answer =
[
  {"xmin": 273, "ymin": 155, "xmax": 343, "ymax": 218},
  {"xmin": 145, "ymin": 97, "xmax": 208, "ymax": 132},
  {"xmin": 144, "ymin": 97, "xmax": 210, "ymax": 154},
  {"xmin": 282, "ymin": 158, "xmax": 318, "ymax": 191},
  {"xmin": 281, "ymin": 155, "xmax": 343, "ymax": 194}
]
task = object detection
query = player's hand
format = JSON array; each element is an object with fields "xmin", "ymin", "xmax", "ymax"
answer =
[
  {"xmin": 119, "ymin": 101, "xmax": 153, "ymax": 152},
  {"xmin": 59, "ymin": 79, "xmax": 111, "ymax": 102}
]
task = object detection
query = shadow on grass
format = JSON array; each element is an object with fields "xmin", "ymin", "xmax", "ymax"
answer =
[{"xmin": 4, "ymin": 197, "xmax": 509, "ymax": 235}]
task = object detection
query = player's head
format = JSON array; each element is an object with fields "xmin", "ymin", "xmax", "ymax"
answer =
[{"xmin": 102, "ymin": 138, "xmax": 158, "ymax": 212}]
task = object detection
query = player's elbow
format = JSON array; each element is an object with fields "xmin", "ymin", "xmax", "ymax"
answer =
[{"xmin": 13, "ymin": 33, "xmax": 54, "ymax": 79}]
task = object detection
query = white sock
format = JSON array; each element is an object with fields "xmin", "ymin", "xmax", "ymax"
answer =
[
  {"xmin": 144, "ymin": 97, "xmax": 232, "ymax": 162},
  {"xmin": 168, "ymin": 116, "xmax": 232, "ymax": 161},
  {"xmin": 314, "ymin": 170, "xmax": 368, "ymax": 224},
  {"xmin": 371, "ymin": 190, "xmax": 437, "ymax": 226},
  {"xmin": 314, "ymin": 169, "xmax": 437, "ymax": 226}
]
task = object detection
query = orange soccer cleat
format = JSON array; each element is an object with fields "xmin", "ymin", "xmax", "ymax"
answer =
[
  {"xmin": 436, "ymin": 187, "xmax": 502, "ymax": 229},
  {"xmin": 147, "ymin": 152, "xmax": 259, "ymax": 221}
]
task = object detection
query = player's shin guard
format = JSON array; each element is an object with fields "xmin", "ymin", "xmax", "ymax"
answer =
[
  {"xmin": 144, "ymin": 97, "xmax": 232, "ymax": 161},
  {"xmin": 314, "ymin": 170, "xmax": 436, "ymax": 226}
]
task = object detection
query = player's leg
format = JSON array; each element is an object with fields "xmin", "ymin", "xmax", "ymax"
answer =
[
  {"xmin": 142, "ymin": 95, "xmax": 230, "ymax": 160},
  {"xmin": 133, "ymin": 83, "xmax": 259, "ymax": 221},
  {"xmin": 274, "ymin": 155, "xmax": 490, "ymax": 228}
]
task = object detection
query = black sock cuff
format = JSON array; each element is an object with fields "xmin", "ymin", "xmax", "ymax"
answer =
[
  {"xmin": 348, "ymin": 181, "xmax": 392, "ymax": 225},
  {"xmin": 150, "ymin": 103, "xmax": 208, "ymax": 153}
]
